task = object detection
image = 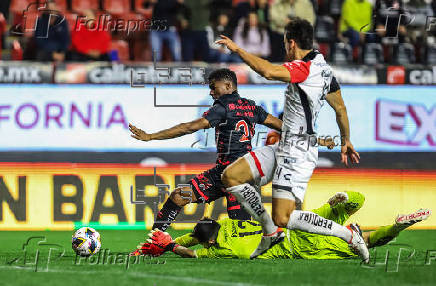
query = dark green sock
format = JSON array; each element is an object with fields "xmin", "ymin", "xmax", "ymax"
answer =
[{"xmin": 368, "ymin": 224, "xmax": 401, "ymax": 248}]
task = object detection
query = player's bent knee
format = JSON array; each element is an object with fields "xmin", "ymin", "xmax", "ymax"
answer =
[{"xmin": 273, "ymin": 215, "xmax": 290, "ymax": 228}]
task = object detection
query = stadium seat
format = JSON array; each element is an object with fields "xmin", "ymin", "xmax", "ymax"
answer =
[
  {"xmin": 329, "ymin": 0, "xmax": 343, "ymax": 17},
  {"xmin": 110, "ymin": 39, "xmax": 130, "ymax": 61},
  {"xmin": 331, "ymin": 42, "xmax": 352, "ymax": 64},
  {"xmin": 315, "ymin": 16, "xmax": 335, "ymax": 43},
  {"xmin": 315, "ymin": 16, "xmax": 335, "ymax": 59},
  {"xmin": 0, "ymin": 13, "xmax": 6, "ymax": 58},
  {"xmin": 317, "ymin": 0, "xmax": 330, "ymax": 15},
  {"xmin": 396, "ymin": 43, "xmax": 416, "ymax": 65},
  {"xmin": 363, "ymin": 43, "xmax": 383, "ymax": 65},
  {"xmin": 11, "ymin": 40, "xmax": 23, "ymax": 60},
  {"xmin": 426, "ymin": 44, "xmax": 436, "ymax": 65},
  {"xmin": 72, "ymin": 0, "xmax": 100, "ymax": 12},
  {"xmin": 21, "ymin": 10, "xmax": 39, "ymax": 37},
  {"xmin": 9, "ymin": 0, "xmax": 40, "ymax": 26},
  {"xmin": 103, "ymin": 0, "xmax": 131, "ymax": 16},
  {"xmin": 0, "ymin": 12, "xmax": 6, "ymax": 33},
  {"xmin": 9, "ymin": 0, "xmax": 33, "ymax": 14}
]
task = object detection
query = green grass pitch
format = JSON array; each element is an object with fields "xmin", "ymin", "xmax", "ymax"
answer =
[{"xmin": 1, "ymin": 229, "xmax": 435, "ymax": 286}]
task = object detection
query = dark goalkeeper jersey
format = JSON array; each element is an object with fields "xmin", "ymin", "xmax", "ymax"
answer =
[{"xmin": 202, "ymin": 91, "xmax": 268, "ymax": 165}]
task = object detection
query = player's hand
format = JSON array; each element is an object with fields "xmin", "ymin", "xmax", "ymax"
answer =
[
  {"xmin": 318, "ymin": 137, "xmax": 335, "ymax": 149},
  {"xmin": 137, "ymin": 242, "xmax": 165, "ymax": 257},
  {"xmin": 150, "ymin": 229, "xmax": 174, "ymax": 250},
  {"xmin": 129, "ymin": 123, "xmax": 152, "ymax": 142},
  {"xmin": 215, "ymin": 35, "xmax": 239, "ymax": 53},
  {"xmin": 341, "ymin": 140, "xmax": 360, "ymax": 166}
]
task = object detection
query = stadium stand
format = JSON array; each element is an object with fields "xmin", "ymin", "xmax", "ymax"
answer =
[
  {"xmin": 0, "ymin": 0, "xmax": 434, "ymax": 64},
  {"xmin": 71, "ymin": 0, "xmax": 99, "ymax": 12}
]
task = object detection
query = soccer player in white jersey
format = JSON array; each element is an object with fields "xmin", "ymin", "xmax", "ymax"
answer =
[{"xmin": 216, "ymin": 17, "xmax": 369, "ymax": 262}]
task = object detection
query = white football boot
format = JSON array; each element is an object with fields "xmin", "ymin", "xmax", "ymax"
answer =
[
  {"xmin": 250, "ymin": 228, "xmax": 285, "ymax": 259},
  {"xmin": 347, "ymin": 223, "xmax": 370, "ymax": 264},
  {"xmin": 395, "ymin": 209, "xmax": 431, "ymax": 230}
]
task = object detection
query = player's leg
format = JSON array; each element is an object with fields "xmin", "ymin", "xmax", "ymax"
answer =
[
  {"xmin": 312, "ymin": 191, "xmax": 365, "ymax": 225},
  {"xmin": 222, "ymin": 145, "xmax": 278, "ymax": 236},
  {"xmin": 363, "ymin": 208, "xmax": 432, "ymax": 248},
  {"xmin": 225, "ymin": 193, "xmax": 251, "ymax": 220},
  {"xmin": 267, "ymin": 146, "xmax": 369, "ymax": 262},
  {"xmin": 152, "ymin": 165, "xmax": 228, "ymax": 231},
  {"xmin": 152, "ymin": 185, "xmax": 198, "ymax": 231},
  {"xmin": 204, "ymin": 164, "xmax": 251, "ymax": 220}
]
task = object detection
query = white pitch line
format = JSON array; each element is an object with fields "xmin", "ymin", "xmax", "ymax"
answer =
[{"xmin": 0, "ymin": 265, "xmax": 264, "ymax": 286}]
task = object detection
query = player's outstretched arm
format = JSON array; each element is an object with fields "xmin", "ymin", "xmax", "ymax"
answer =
[
  {"xmin": 174, "ymin": 233, "xmax": 200, "ymax": 248},
  {"xmin": 215, "ymin": 35, "xmax": 291, "ymax": 82},
  {"xmin": 129, "ymin": 118, "xmax": 211, "ymax": 142},
  {"xmin": 173, "ymin": 245, "xmax": 197, "ymax": 258},
  {"xmin": 150, "ymin": 230, "xmax": 196, "ymax": 258},
  {"xmin": 262, "ymin": 114, "xmax": 282, "ymax": 132},
  {"xmin": 325, "ymin": 90, "xmax": 360, "ymax": 166}
]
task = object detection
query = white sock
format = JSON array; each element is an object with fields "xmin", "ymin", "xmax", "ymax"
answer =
[
  {"xmin": 287, "ymin": 210, "xmax": 352, "ymax": 242},
  {"xmin": 227, "ymin": 183, "xmax": 277, "ymax": 235}
]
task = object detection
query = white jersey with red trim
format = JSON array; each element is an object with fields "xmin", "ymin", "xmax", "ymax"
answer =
[{"xmin": 281, "ymin": 50, "xmax": 333, "ymax": 136}]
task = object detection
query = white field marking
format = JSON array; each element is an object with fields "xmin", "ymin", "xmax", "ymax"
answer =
[{"xmin": 0, "ymin": 265, "xmax": 264, "ymax": 286}]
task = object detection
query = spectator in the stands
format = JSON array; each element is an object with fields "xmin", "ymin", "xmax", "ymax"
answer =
[
  {"xmin": 34, "ymin": 0, "xmax": 70, "ymax": 62},
  {"xmin": 374, "ymin": 0, "xmax": 409, "ymax": 43},
  {"xmin": 338, "ymin": 0, "xmax": 373, "ymax": 48},
  {"xmin": 233, "ymin": 11, "xmax": 270, "ymax": 59},
  {"xmin": 269, "ymin": 0, "xmax": 315, "ymax": 62},
  {"xmin": 70, "ymin": 10, "xmax": 111, "ymax": 61},
  {"xmin": 228, "ymin": 0, "xmax": 270, "ymax": 39},
  {"xmin": 207, "ymin": 12, "xmax": 241, "ymax": 62},
  {"xmin": 150, "ymin": 0, "xmax": 184, "ymax": 61},
  {"xmin": 210, "ymin": 0, "xmax": 233, "ymax": 23},
  {"xmin": 254, "ymin": 0, "xmax": 270, "ymax": 29},
  {"xmin": 231, "ymin": 0, "xmax": 252, "ymax": 30},
  {"xmin": 180, "ymin": 0, "xmax": 211, "ymax": 62}
]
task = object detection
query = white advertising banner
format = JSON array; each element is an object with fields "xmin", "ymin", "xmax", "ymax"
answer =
[{"xmin": 0, "ymin": 84, "xmax": 434, "ymax": 152}]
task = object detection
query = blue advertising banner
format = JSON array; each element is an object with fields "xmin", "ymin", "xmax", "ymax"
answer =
[{"xmin": 0, "ymin": 85, "xmax": 434, "ymax": 152}]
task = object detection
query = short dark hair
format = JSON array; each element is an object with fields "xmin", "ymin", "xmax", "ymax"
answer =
[
  {"xmin": 284, "ymin": 17, "xmax": 313, "ymax": 50},
  {"xmin": 191, "ymin": 218, "xmax": 221, "ymax": 243},
  {"xmin": 208, "ymin": 68, "xmax": 237, "ymax": 87}
]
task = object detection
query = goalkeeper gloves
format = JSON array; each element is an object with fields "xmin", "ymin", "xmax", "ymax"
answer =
[{"xmin": 149, "ymin": 229, "xmax": 179, "ymax": 252}]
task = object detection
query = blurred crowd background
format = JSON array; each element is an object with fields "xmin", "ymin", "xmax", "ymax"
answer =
[
  {"xmin": 0, "ymin": 0, "xmax": 435, "ymax": 231},
  {"xmin": 0, "ymin": 0, "xmax": 435, "ymax": 64}
]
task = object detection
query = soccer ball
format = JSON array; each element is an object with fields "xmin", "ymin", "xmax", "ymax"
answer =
[{"xmin": 72, "ymin": 227, "xmax": 101, "ymax": 257}]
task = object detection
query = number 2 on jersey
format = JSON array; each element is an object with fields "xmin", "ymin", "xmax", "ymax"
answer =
[{"xmin": 235, "ymin": 120, "xmax": 253, "ymax": 142}]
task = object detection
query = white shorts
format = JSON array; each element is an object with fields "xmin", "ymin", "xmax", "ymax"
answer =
[
  {"xmin": 244, "ymin": 139, "xmax": 317, "ymax": 204},
  {"xmin": 243, "ymin": 144, "xmax": 277, "ymax": 188}
]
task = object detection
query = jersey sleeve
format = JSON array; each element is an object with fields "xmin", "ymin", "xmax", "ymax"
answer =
[
  {"xmin": 174, "ymin": 233, "xmax": 199, "ymax": 248},
  {"xmin": 194, "ymin": 246, "xmax": 234, "ymax": 258},
  {"xmin": 282, "ymin": 60, "xmax": 311, "ymax": 83},
  {"xmin": 255, "ymin": 105, "xmax": 268, "ymax": 124},
  {"xmin": 202, "ymin": 102, "xmax": 226, "ymax": 128},
  {"xmin": 328, "ymin": 76, "xmax": 341, "ymax": 93}
]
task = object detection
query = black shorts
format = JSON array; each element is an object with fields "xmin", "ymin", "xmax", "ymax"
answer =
[{"xmin": 189, "ymin": 164, "xmax": 250, "ymax": 220}]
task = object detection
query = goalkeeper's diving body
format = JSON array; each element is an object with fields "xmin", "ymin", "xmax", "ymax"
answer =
[{"xmin": 140, "ymin": 192, "xmax": 431, "ymax": 259}]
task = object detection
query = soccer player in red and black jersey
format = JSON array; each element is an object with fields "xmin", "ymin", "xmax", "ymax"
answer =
[{"xmin": 129, "ymin": 68, "xmax": 282, "ymax": 233}]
